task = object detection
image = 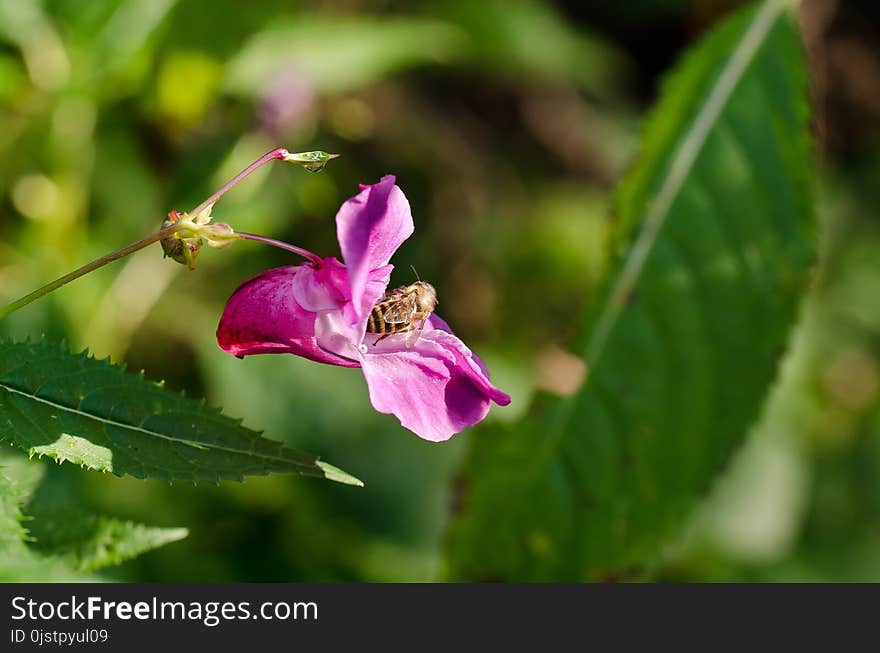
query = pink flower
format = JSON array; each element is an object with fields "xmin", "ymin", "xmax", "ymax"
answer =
[{"xmin": 217, "ymin": 175, "xmax": 510, "ymax": 441}]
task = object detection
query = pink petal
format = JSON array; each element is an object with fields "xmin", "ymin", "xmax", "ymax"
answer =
[
  {"xmin": 290, "ymin": 257, "xmax": 348, "ymax": 312},
  {"xmin": 359, "ymin": 317, "xmax": 510, "ymax": 441},
  {"xmin": 339, "ymin": 264, "xmax": 393, "ymax": 345},
  {"xmin": 336, "ymin": 175, "xmax": 413, "ymax": 328},
  {"xmin": 426, "ymin": 314, "xmax": 492, "ymax": 378},
  {"xmin": 216, "ymin": 266, "xmax": 359, "ymax": 368}
]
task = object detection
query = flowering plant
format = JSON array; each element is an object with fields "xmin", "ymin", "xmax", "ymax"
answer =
[
  {"xmin": 0, "ymin": 149, "xmax": 507, "ymax": 445},
  {"xmin": 217, "ymin": 175, "xmax": 510, "ymax": 441}
]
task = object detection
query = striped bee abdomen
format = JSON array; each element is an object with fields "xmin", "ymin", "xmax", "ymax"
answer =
[
  {"xmin": 365, "ymin": 282, "xmax": 437, "ymax": 343},
  {"xmin": 367, "ymin": 302, "xmax": 409, "ymax": 334}
]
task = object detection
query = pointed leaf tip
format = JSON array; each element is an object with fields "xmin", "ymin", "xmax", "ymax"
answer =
[
  {"xmin": 0, "ymin": 340, "xmax": 360, "ymax": 485},
  {"xmin": 316, "ymin": 461, "xmax": 364, "ymax": 487}
]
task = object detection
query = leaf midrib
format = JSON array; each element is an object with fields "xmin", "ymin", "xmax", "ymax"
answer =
[
  {"xmin": 0, "ymin": 382, "xmax": 314, "ymax": 471},
  {"xmin": 536, "ymin": 0, "xmax": 790, "ymax": 459},
  {"xmin": 584, "ymin": 0, "xmax": 789, "ymax": 370}
]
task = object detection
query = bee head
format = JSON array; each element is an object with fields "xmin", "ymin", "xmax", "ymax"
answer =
[{"xmin": 412, "ymin": 281, "xmax": 437, "ymax": 313}]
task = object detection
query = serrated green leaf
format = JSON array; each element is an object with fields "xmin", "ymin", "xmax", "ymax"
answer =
[
  {"xmin": 0, "ymin": 340, "xmax": 363, "ymax": 486},
  {"xmin": 0, "ymin": 453, "xmax": 95, "ymax": 581},
  {"xmin": 446, "ymin": 0, "xmax": 814, "ymax": 580},
  {"xmin": 27, "ymin": 509, "xmax": 188, "ymax": 572},
  {"xmin": 0, "ymin": 550, "xmax": 98, "ymax": 582},
  {"xmin": 0, "ymin": 465, "xmax": 31, "ymax": 549},
  {"xmin": 20, "ymin": 451, "xmax": 188, "ymax": 571}
]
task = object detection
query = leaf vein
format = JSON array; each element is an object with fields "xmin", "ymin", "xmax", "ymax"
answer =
[{"xmin": 0, "ymin": 382, "xmax": 313, "ymax": 470}]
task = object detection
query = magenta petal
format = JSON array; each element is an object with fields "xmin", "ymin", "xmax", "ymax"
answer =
[
  {"xmin": 423, "ymin": 314, "xmax": 497, "ymax": 383},
  {"xmin": 341, "ymin": 264, "xmax": 393, "ymax": 344},
  {"xmin": 336, "ymin": 175, "xmax": 413, "ymax": 326},
  {"xmin": 291, "ymin": 257, "xmax": 348, "ymax": 311},
  {"xmin": 217, "ymin": 266, "xmax": 359, "ymax": 368},
  {"xmin": 359, "ymin": 322, "xmax": 510, "ymax": 441},
  {"xmin": 419, "ymin": 328, "xmax": 511, "ymax": 407}
]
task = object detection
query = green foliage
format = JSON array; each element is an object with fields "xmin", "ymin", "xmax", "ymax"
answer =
[
  {"xmin": 446, "ymin": 1, "xmax": 815, "ymax": 580},
  {"xmin": 26, "ymin": 503, "xmax": 188, "ymax": 572},
  {"xmin": 0, "ymin": 340, "xmax": 362, "ymax": 486},
  {"xmin": 0, "ymin": 460, "xmax": 32, "ymax": 549},
  {"xmin": 0, "ymin": 0, "xmax": 874, "ymax": 583},
  {"xmin": 224, "ymin": 0, "xmax": 623, "ymax": 100},
  {"xmin": 436, "ymin": 0, "xmax": 627, "ymax": 96},
  {"xmin": 0, "ymin": 450, "xmax": 184, "ymax": 579},
  {"xmin": 225, "ymin": 17, "xmax": 466, "ymax": 97},
  {"xmin": 667, "ymin": 162, "xmax": 880, "ymax": 582}
]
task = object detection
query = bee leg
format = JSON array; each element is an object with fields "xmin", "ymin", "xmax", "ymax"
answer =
[{"xmin": 373, "ymin": 333, "xmax": 392, "ymax": 346}]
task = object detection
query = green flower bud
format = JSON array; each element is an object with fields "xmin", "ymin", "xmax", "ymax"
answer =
[
  {"xmin": 161, "ymin": 210, "xmax": 202, "ymax": 270},
  {"xmin": 282, "ymin": 150, "xmax": 340, "ymax": 173}
]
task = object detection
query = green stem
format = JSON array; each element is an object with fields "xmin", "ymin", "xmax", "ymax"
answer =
[
  {"xmin": 0, "ymin": 224, "xmax": 181, "ymax": 321},
  {"xmin": 0, "ymin": 148, "xmax": 338, "ymax": 321}
]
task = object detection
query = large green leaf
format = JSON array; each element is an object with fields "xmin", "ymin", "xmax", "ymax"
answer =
[
  {"xmin": 0, "ymin": 340, "xmax": 362, "ymax": 486},
  {"xmin": 445, "ymin": 0, "xmax": 814, "ymax": 580}
]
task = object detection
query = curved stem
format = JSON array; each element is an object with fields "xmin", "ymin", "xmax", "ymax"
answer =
[
  {"xmin": 0, "ymin": 224, "xmax": 182, "ymax": 321},
  {"xmin": 0, "ymin": 147, "xmax": 329, "ymax": 320},
  {"xmin": 235, "ymin": 231, "xmax": 322, "ymax": 265},
  {"xmin": 0, "ymin": 150, "xmax": 289, "ymax": 321},
  {"xmin": 188, "ymin": 148, "xmax": 287, "ymax": 219}
]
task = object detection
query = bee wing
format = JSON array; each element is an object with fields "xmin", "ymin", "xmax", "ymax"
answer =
[
  {"xmin": 381, "ymin": 286, "xmax": 408, "ymax": 299},
  {"xmin": 378, "ymin": 296, "xmax": 417, "ymax": 323}
]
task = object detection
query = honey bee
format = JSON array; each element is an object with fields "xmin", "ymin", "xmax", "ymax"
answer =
[{"xmin": 367, "ymin": 279, "xmax": 438, "ymax": 345}]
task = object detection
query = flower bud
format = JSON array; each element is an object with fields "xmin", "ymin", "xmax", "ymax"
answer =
[
  {"xmin": 161, "ymin": 210, "xmax": 202, "ymax": 269},
  {"xmin": 282, "ymin": 150, "xmax": 340, "ymax": 173}
]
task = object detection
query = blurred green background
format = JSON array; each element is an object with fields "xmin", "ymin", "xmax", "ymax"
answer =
[{"xmin": 0, "ymin": 0, "xmax": 878, "ymax": 581}]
